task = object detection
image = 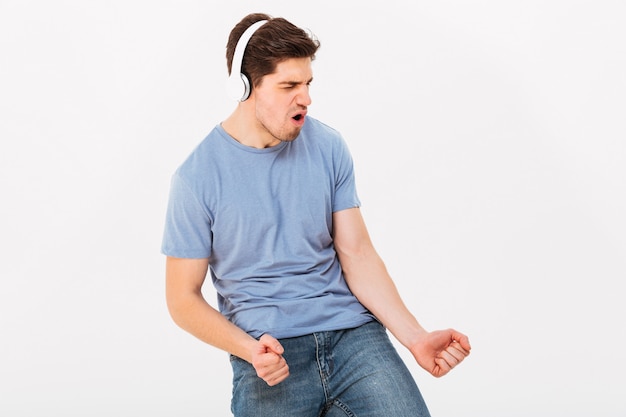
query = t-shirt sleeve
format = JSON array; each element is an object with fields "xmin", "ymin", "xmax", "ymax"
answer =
[
  {"xmin": 161, "ymin": 172, "xmax": 213, "ymax": 259},
  {"xmin": 332, "ymin": 135, "xmax": 361, "ymax": 213}
]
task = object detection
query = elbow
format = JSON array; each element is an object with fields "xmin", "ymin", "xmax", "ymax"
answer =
[
  {"xmin": 165, "ymin": 292, "xmax": 183, "ymax": 327},
  {"xmin": 165, "ymin": 286, "xmax": 192, "ymax": 329}
]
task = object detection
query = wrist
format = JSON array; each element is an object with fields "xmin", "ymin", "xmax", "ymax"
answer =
[{"xmin": 395, "ymin": 322, "xmax": 428, "ymax": 349}]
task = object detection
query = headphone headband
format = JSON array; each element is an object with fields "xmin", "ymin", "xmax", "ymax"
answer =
[{"xmin": 228, "ymin": 20, "xmax": 268, "ymax": 102}]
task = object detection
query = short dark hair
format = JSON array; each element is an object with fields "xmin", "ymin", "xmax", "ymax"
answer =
[{"xmin": 226, "ymin": 13, "xmax": 320, "ymax": 89}]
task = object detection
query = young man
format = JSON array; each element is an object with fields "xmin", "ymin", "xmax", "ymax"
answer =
[{"xmin": 162, "ymin": 13, "xmax": 471, "ymax": 417}]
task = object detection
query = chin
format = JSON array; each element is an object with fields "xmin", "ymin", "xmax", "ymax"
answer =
[{"xmin": 277, "ymin": 127, "xmax": 302, "ymax": 142}]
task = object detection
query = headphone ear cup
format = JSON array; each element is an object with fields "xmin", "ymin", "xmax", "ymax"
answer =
[
  {"xmin": 239, "ymin": 73, "xmax": 251, "ymax": 101},
  {"xmin": 227, "ymin": 72, "xmax": 250, "ymax": 102}
]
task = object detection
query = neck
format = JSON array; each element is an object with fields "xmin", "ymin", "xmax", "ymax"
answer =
[{"xmin": 222, "ymin": 103, "xmax": 280, "ymax": 149}]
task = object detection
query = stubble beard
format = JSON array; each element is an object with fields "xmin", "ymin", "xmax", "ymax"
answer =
[{"xmin": 258, "ymin": 118, "xmax": 302, "ymax": 144}]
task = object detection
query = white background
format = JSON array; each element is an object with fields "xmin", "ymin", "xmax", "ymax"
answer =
[{"xmin": 1, "ymin": 1, "xmax": 625, "ymax": 416}]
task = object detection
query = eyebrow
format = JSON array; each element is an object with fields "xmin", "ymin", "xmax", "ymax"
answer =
[{"xmin": 278, "ymin": 77, "xmax": 314, "ymax": 87}]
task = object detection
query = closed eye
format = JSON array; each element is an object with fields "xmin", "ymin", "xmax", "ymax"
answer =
[{"xmin": 279, "ymin": 78, "xmax": 313, "ymax": 89}]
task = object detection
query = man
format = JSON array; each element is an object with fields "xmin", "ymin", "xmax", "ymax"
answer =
[{"xmin": 162, "ymin": 13, "xmax": 471, "ymax": 417}]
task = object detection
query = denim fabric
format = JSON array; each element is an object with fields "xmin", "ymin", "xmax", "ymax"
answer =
[{"xmin": 230, "ymin": 321, "xmax": 431, "ymax": 417}]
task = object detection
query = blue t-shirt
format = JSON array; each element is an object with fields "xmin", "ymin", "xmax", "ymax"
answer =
[{"xmin": 162, "ymin": 117, "xmax": 374, "ymax": 339}]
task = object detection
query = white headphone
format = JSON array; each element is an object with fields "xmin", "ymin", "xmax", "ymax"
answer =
[{"xmin": 227, "ymin": 20, "xmax": 268, "ymax": 102}]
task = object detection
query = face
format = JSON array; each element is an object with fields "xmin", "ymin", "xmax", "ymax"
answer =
[{"xmin": 251, "ymin": 57, "xmax": 313, "ymax": 145}]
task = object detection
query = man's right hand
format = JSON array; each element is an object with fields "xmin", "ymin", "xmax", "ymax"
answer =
[{"xmin": 251, "ymin": 334, "xmax": 290, "ymax": 386}]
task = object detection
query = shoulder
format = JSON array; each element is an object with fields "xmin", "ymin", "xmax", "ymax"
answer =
[
  {"xmin": 299, "ymin": 117, "xmax": 351, "ymax": 157},
  {"xmin": 302, "ymin": 116, "xmax": 343, "ymax": 142},
  {"xmin": 175, "ymin": 126, "xmax": 225, "ymax": 178}
]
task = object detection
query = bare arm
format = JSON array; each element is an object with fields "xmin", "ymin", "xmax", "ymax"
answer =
[
  {"xmin": 165, "ymin": 256, "xmax": 289, "ymax": 385},
  {"xmin": 332, "ymin": 208, "xmax": 471, "ymax": 377}
]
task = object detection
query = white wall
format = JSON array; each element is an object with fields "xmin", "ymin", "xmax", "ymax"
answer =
[{"xmin": 1, "ymin": 1, "xmax": 624, "ymax": 416}]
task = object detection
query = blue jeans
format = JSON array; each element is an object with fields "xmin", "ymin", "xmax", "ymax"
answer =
[{"xmin": 230, "ymin": 321, "xmax": 431, "ymax": 417}]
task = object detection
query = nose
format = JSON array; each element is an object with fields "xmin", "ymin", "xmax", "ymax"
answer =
[{"xmin": 296, "ymin": 85, "xmax": 312, "ymax": 107}]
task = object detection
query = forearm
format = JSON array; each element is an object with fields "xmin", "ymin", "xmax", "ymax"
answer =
[
  {"xmin": 167, "ymin": 291, "xmax": 258, "ymax": 362},
  {"xmin": 332, "ymin": 209, "xmax": 470, "ymax": 377},
  {"xmin": 340, "ymin": 250, "xmax": 427, "ymax": 348},
  {"xmin": 165, "ymin": 256, "xmax": 258, "ymax": 362},
  {"xmin": 341, "ymin": 251, "xmax": 472, "ymax": 378}
]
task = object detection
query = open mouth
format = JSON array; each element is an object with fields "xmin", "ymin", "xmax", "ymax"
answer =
[{"xmin": 293, "ymin": 114, "xmax": 303, "ymax": 121}]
